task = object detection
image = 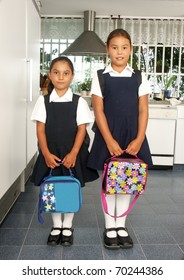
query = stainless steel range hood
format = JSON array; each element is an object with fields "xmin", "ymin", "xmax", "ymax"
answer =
[{"xmin": 62, "ymin": 11, "xmax": 106, "ymax": 56}]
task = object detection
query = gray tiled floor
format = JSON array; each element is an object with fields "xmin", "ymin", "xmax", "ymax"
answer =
[{"xmin": 0, "ymin": 169, "xmax": 184, "ymax": 260}]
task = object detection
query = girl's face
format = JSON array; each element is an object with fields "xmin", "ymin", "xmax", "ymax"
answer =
[
  {"xmin": 49, "ymin": 61, "xmax": 74, "ymax": 96},
  {"xmin": 106, "ymin": 35, "xmax": 132, "ymax": 72}
]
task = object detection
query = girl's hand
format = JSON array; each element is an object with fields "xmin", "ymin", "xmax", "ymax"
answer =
[
  {"xmin": 44, "ymin": 153, "xmax": 61, "ymax": 169},
  {"xmin": 126, "ymin": 138, "xmax": 142, "ymax": 156},
  {"xmin": 62, "ymin": 152, "xmax": 77, "ymax": 169},
  {"xmin": 107, "ymin": 139, "xmax": 123, "ymax": 156}
]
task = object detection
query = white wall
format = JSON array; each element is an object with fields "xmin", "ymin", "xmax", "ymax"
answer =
[
  {"xmin": 26, "ymin": 0, "xmax": 40, "ymax": 164},
  {"xmin": 0, "ymin": 0, "xmax": 40, "ymax": 199}
]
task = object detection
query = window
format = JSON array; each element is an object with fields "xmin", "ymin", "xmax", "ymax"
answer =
[{"xmin": 40, "ymin": 17, "xmax": 184, "ymax": 97}]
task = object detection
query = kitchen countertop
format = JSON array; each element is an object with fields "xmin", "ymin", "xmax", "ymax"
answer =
[
  {"xmin": 149, "ymin": 99, "xmax": 184, "ymax": 108},
  {"xmin": 89, "ymin": 98, "xmax": 184, "ymax": 110}
]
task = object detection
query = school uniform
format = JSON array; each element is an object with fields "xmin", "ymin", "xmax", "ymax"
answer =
[
  {"xmin": 31, "ymin": 88, "xmax": 99, "ymax": 186},
  {"xmin": 87, "ymin": 64, "xmax": 153, "ymax": 249},
  {"xmin": 88, "ymin": 64, "xmax": 153, "ymax": 170}
]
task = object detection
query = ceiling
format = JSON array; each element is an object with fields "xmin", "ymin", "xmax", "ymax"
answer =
[{"xmin": 38, "ymin": 0, "xmax": 184, "ymax": 18}]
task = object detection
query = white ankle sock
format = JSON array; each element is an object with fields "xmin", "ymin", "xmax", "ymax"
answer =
[
  {"xmin": 51, "ymin": 213, "xmax": 62, "ymax": 235},
  {"xmin": 63, "ymin": 213, "xmax": 74, "ymax": 236},
  {"xmin": 103, "ymin": 194, "xmax": 117, "ymax": 238},
  {"xmin": 115, "ymin": 195, "xmax": 131, "ymax": 237}
]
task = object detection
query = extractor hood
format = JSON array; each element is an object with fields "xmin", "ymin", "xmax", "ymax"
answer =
[{"xmin": 62, "ymin": 11, "xmax": 106, "ymax": 56}]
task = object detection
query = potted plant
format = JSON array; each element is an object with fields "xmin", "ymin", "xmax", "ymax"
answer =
[
  {"xmin": 78, "ymin": 78, "xmax": 92, "ymax": 96},
  {"xmin": 163, "ymin": 75, "xmax": 176, "ymax": 99}
]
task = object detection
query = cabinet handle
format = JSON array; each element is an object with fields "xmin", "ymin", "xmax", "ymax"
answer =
[{"xmin": 26, "ymin": 59, "xmax": 33, "ymax": 102}]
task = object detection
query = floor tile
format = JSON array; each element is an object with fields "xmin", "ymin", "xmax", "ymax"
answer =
[
  {"xmin": 103, "ymin": 244, "xmax": 146, "ymax": 260},
  {"xmin": 0, "ymin": 246, "xmax": 21, "ymax": 260},
  {"xmin": 133, "ymin": 226, "xmax": 176, "ymax": 244},
  {"xmin": 62, "ymin": 245, "xmax": 103, "ymax": 260},
  {"xmin": 18, "ymin": 245, "xmax": 62, "ymax": 260},
  {"xmin": 24, "ymin": 228, "xmax": 51, "ymax": 245},
  {"xmin": 9, "ymin": 201, "xmax": 37, "ymax": 214},
  {"xmin": 0, "ymin": 229, "xmax": 28, "ymax": 246},
  {"xmin": 166, "ymin": 226, "xmax": 184, "ymax": 244},
  {"xmin": 141, "ymin": 244, "xmax": 184, "ymax": 260},
  {"xmin": 73, "ymin": 227, "xmax": 101, "ymax": 245},
  {"xmin": 0, "ymin": 213, "xmax": 33, "ymax": 228}
]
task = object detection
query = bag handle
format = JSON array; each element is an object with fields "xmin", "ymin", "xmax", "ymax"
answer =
[
  {"xmin": 48, "ymin": 162, "xmax": 74, "ymax": 177},
  {"xmin": 101, "ymin": 190, "xmax": 140, "ymax": 218},
  {"xmin": 39, "ymin": 162, "xmax": 75, "ymax": 186},
  {"xmin": 110, "ymin": 150, "xmax": 139, "ymax": 160}
]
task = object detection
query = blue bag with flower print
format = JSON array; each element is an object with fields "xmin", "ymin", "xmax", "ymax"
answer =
[
  {"xmin": 38, "ymin": 166, "xmax": 82, "ymax": 223},
  {"xmin": 101, "ymin": 152, "xmax": 148, "ymax": 218}
]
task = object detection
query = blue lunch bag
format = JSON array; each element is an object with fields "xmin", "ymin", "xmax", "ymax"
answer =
[{"xmin": 38, "ymin": 165, "xmax": 82, "ymax": 223}]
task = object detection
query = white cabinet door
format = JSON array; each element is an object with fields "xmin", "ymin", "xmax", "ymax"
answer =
[
  {"xmin": 26, "ymin": 0, "xmax": 40, "ymax": 164},
  {"xmin": 146, "ymin": 118, "xmax": 176, "ymax": 166},
  {"xmin": 174, "ymin": 119, "xmax": 184, "ymax": 164},
  {"xmin": 0, "ymin": 0, "xmax": 27, "ymax": 198},
  {"xmin": 146, "ymin": 119, "xmax": 176, "ymax": 155}
]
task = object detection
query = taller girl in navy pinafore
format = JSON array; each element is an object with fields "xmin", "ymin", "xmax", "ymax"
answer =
[
  {"xmin": 88, "ymin": 72, "xmax": 152, "ymax": 170},
  {"xmin": 31, "ymin": 94, "xmax": 99, "ymax": 186}
]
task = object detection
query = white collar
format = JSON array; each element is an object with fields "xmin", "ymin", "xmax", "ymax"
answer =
[
  {"xmin": 49, "ymin": 88, "xmax": 73, "ymax": 102},
  {"xmin": 103, "ymin": 64, "xmax": 134, "ymax": 75}
]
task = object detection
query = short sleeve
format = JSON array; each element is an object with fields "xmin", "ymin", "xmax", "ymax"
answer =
[
  {"xmin": 139, "ymin": 73, "xmax": 152, "ymax": 97},
  {"xmin": 90, "ymin": 71, "xmax": 103, "ymax": 98},
  {"xmin": 31, "ymin": 95, "xmax": 46, "ymax": 123},
  {"xmin": 77, "ymin": 97, "xmax": 94, "ymax": 126}
]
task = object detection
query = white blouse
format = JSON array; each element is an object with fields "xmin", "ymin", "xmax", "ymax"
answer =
[
  {"xmin": 90, "ymin": 64, "xmax": 152, "ymax": 98},
  {"xmin": 31, "ymin": 88, "xmax": 94, "ymax": 126}
]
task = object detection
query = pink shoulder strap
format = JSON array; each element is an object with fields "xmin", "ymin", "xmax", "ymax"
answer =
[{"xmin": 101, "ymin": 190, "xmax": 140, "ymax": 218}]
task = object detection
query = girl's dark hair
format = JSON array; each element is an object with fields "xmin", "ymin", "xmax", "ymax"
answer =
[
  {"xmin": 106, "ymin": 28, "xmax": 132, "ymax": 47},
  {"xmin": 47, "ymin": 56, "xmax": 74, "ymax": 95}
]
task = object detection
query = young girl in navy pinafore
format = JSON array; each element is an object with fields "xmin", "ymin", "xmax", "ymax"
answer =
[
  {"xmin": 88, "ymin": 72, "xmax": 152, "ymax": 169},
  {"xmin": 31, "ymin": 94, "xmax": 99, "ymax": 186}
]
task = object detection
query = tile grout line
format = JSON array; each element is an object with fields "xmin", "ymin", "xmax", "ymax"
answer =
[{"xmin": 17, "ymin": 200, "xmax": 38, "ymax": 259}]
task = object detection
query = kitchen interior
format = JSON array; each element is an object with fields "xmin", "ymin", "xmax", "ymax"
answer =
[{"xmin": 0, "ymin": 0, "xmax": 184, "ymax": 260}]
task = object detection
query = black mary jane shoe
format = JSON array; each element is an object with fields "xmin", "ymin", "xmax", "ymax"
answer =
[
  {"xmin": 47, "ymin": 227, "xmax": 62, "ymax": 246},
  {"xmin": 103, "ymin": 228, "xmax": 120, "ymax": 249},
  {"xmin": 61, "ymin": 227, "xmax": 74, "ymax": 246},
  {"xmin": 116, "ymin": 227, "xmax": 133, "ymax": 249}
]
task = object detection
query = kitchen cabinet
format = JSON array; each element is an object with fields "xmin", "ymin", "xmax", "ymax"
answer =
[
  {"xmin": 146, "ymin": 104, "xmax": 184, "ymax": 166},
  {"xmin": 0, "ymin": 0, "xmax": 40, "ymax": 222},
  {"xmin": 174, "ymin": 105, "xmax": 184, "ymax": 164},
  {"xmin": 146, "ymin": 105, "xmax": 177, "ymax": 166},
  {"xmin": 146, "ymin": 119, "xmax": 176, "ymax": 166}
]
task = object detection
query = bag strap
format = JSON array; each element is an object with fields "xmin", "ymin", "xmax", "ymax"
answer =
[
  {"xmin": 38, "ymin": 192, "xmax": 45, "ymax": 224},
  {"xmin": 101, "ymin": 150, "xmax": 141, "ymax": 218},
  {"xmin": 101, "ymin": 190, "xmax": 140, "ymax": 218}
]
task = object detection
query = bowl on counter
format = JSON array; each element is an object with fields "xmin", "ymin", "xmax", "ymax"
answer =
[{"xmin": 153, "ymin": 92, "xmax": 163, "ymax": 101}]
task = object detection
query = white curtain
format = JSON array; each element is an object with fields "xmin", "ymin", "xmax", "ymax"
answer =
[{"xmin": 41, "ymin": 17, "xmax": 184, "ymax": 46}]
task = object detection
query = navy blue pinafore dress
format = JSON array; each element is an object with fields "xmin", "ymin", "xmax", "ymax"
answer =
[
  {"xmin": 88, "ymin": 72, "xmax": 153, "ymax": 170},
  {"xmin": 31, "ymin": 94, "xmax": 99, "ymax": 186}
]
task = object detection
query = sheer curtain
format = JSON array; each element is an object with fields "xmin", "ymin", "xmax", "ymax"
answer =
[
  {"xmin": 41, "ymin": 17, "xmax": 184, "ymax": 95},
  {"xmin": 41, "ymin": 17, "xmax": 184, "ymax": 45},
  {"xmin": 41, "ymin": 18, "xmax": 83, "ymax": 39}
]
